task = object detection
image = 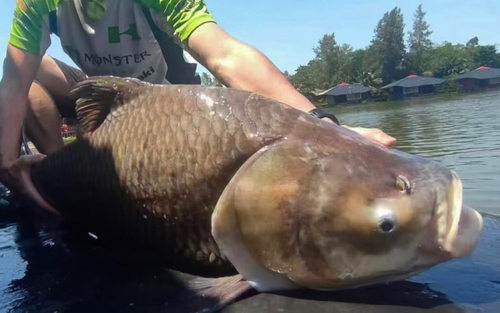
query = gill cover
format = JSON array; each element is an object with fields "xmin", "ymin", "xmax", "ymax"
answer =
[{"xmin": 212, "ymin": 137, "xmax": 329, "ymax": 292}]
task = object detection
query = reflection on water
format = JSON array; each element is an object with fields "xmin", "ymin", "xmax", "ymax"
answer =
[
  {"xmin": 2, "ymin": 213, "xmax": 500, "ymax": 312},
  {"xmin": 327, "ymin": 89, "xmax": 500, "ymax": 216},
  {"xmin": 0, "ymin": 216, "xmax": 250, "ymax": 313}
]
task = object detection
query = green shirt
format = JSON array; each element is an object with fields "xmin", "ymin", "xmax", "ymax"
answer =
[{"xmin": 9, "ymin": 0, "xmax": 216, "ymax": 84}]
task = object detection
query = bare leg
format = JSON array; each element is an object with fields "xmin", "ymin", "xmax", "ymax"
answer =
[
  {"xmin": 24, "ymin": 55, "xmax": 74, "ymax": 155},
  {"xmin": 25, "ymin": 82, "xmax": 64, "ymax": 155}
]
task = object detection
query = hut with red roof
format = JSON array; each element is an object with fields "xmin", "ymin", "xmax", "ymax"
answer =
[
  {"xmin": 381, "ymin": 74, "xmax": 445, "ymax": 98},
  {"xmin": 454, "ymin": 66, "xmax": 500, "ymax": 91},
  {"xmin": 315, "ymin": 82, "xmax": 372, "ymax": 105}
]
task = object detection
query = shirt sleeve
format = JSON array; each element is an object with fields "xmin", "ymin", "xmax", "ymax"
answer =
[
  {"xmin": 8, "ymin": 0, "xmax": 57, "ymax": 56},
  {"xmin": 137, "ymin": 0, "xmax": 216, "ymax": 43}
]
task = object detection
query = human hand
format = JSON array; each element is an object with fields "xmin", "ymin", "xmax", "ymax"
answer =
[
  {"xmin": 318, "ymin": 115, "xmax": 396, "ymax": 147},
  {"xmin": 0, "ymin": 154, "xmax": 59, "ymax": 215},
  {"xmin": 341, "ymin": 125, "xmax": 397, "ymax": 147}
]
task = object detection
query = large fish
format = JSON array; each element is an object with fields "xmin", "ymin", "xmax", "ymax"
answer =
[{"xmin": 30, "ymin": 76, "xmax": 483, "ymax": 294}]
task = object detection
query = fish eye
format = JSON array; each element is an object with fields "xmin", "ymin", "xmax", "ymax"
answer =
[
  {"xmin": 378, "ymin": 217, "xmax": 396, "ymax": 233},
  {"xmin": 396, "ymin": 175, "xmax": 412, "ymax": 194}
]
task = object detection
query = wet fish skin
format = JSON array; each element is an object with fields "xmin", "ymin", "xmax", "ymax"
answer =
[
  {"xmin": 29, "ymin": 76, "xmax": 483, "ymax": 292},
  {"xmin": 30, "ymin": 77, "xmax": 303, "ymax": 276}
]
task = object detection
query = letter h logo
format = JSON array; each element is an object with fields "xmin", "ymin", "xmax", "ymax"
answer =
[{"xmin": 108, "ymin": 24, "xmax": 142, "ymax": 43}]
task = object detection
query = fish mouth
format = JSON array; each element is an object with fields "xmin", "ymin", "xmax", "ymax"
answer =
[{"xmin": 435, "ymin": 171, "xmax": 483, "ymax": 258}]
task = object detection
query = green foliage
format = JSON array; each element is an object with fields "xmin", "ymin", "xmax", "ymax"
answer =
[
  {"xmin": 288, "ymin": 33, "xmax": 359, "ymax": 95},
  {"xmin": 312, "ymin": 33, "xmax": 355, "ymax": 88},
  {"xmin": 358, "ymin": 71, "xmax": 383, "ymax": 88},
  {"xmin": 435, "ymin": 78, "xmax": 462, "ymax": 93},
  {"xmin": 371, "ymin": 88, "xmax": 391, "ymax": 102},
  {"xmin": 287, "ymin": 4, "xmax": 500, "ymax": 101},
  {"xmin": 348, "ymin": 49, "xmax": 366, "ymax": 79},
  {"xmin": 466, "ymin": 36, "xmax": 479, "ymax": 49},
  {"xmin": 473, "ymin": 45, "xmax": 500, "ymax": 68},
  {"xmin": 360, "ymin": 44, "xmax": 382, "ymax": 78},
  {"xmin": 407, "ymin": 4, "xmax": 433, "ymax": 75},
  {"xmin": 371, "ymin": 7, "xmax": 407, "ymax": 84},
  {"xmin": 464, "ymin": 37, "xmax": 500, "ymax": 68},
  {"xmin": 63, "ymin": 136, "xmax": 77, "ymax": 145},
  {"xmin": 201, "ymin": 72, "xmax": 223, "ymax": 87},
  {"xmin": 288, "ymin": 60, "xmax": 324, "ymax": 96},
  {"xmin": 428, "ymin": 42, "xmax": 473, "ymax": 77}
]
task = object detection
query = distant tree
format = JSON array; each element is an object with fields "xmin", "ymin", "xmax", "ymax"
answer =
[
  {"xmin": 466, "ymin": 36, "xmax": 479, "ymax": 49},
  {"xmin": 312, "ymin": 33, "xmax": 354, "ymax": 88},
  {"xmin": 372, "ymin": 7, "xmax": 407, "ymax": 84},
  {"xmin": 201, "ymin": 72, "xmax": 214, "ymax": 86},
  {"xmin": 361, "ymin": 44, "xmax": 382, "ymax": 77},
  {"xmin": 358, "ymin": 71, "xmax": 383, "ymax": 88},
  {"xmin": 347, "ymin": 49, "xmax": 366, "ymax": 81},
  {"xmin": 288, "ymin": 60, "xmax": 323, "ymax": 95},
  {"xmin": 201, "ymin": 72, "xmax": 223, "ymax": 87},
  {"xmin": 407, "ymin": 5, "xmax": 433, "ymax": 74},
  {"xmin": 428, "ymin": 42, "xmax": 473, "ymax": 77},
  {"xmin": 286, "ymin": 5, "xmax": 500, "ymax": 99},
  {"xmin": 464, "ymin": 37, "xmax": 500, "ymax": 68},
  {"xmin": 473, "ymin": 45, "xmax": 500, "ymax": 68}
]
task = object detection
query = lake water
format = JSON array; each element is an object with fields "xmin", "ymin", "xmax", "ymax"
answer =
[
  {"xmin": 326, "ymin": 89, "xmax": 500, "ymax": 216},
  {"xmin": 0, "ymin": 89, "xmax": 499, "ymax": 312}
]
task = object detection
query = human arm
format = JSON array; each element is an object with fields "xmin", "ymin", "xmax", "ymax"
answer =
[
  {"xmin": 0, "ymin": 45, "xmax": 41, "ymax": 169},
  {"xmin": 0, "ymin": 0, "xmax": 59, "ymax": 213},
  {"xmin": 185, "ymin": 23, "xmax": 396, "ymax": 146},
  {"xmin": 140, "ymin": 1, "xmax": 396, "ymax": 146},
  {"xmin": 0, "ymin": 44, "xmax": 58, "ymax": 214},
  {"xmin": 2, "ymin": 0, "xmax": 53, "ymax": 161},
  {"xmin": 185, "ymin": 23, "xmax": 317, "ymax": 113}
]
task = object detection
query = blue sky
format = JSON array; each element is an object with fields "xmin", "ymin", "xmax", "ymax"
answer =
[{"xmin": 1, "ymin": 0, "xmax": 499, "ymax": 77}]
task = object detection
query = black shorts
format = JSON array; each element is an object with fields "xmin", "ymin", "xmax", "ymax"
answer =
[{"xmin": 50, "ymin": 58, "xmax": 87, "ymax": 120}]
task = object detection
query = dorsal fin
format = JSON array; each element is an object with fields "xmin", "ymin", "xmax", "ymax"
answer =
[{"xmin": 70, "ymin": 76, "xmax": 149, "ymax": 133}]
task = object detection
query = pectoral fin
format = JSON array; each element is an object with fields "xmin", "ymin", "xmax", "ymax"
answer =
[
  {"xmin": 188, "ymin": 274, "xmax": 253, "ymax": 299},
  {"xmin": 184, "ymin": 274, "xmax": 254, "ymax": 312}
]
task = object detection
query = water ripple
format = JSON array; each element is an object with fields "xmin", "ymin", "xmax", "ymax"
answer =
[{"xmin": 330, "ymin": 89, "xmax": 500, "ymax": 215}]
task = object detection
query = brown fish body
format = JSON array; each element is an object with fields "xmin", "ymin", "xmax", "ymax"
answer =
[
  {"xmin": 31, "ymin": 76, "xmax": 483, "ymax": 291},
  {"xmin": 31, "ymin": 77, "xmax": 306, "ymax": 275}
]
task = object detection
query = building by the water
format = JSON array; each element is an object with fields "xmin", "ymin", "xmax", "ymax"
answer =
[
  {"xmin": 454, "ymin": 66, "xmax": 500, "ymax": 91},
  {"xmin": 381, "ymin": 74, "xmax": 445, "ymax": 98},
  {"xmin": 315, "ymin": 82, "xmax": 372, "ymax": 105}
]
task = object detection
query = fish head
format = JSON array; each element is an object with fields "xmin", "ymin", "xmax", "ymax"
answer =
[
  {"xmin": 285, "ymin": 142, "xmax": 484, "ymax": 290},
  {"xmin": 213, "ymin": 131, "xmax": 484, "ymax": 292}
]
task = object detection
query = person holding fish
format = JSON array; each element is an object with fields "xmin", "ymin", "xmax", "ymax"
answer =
[{"xmin": 0, "ymin": 0, "xmax": 395, "ymax": 213}]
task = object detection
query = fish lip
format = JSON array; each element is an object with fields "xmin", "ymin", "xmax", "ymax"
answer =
[
  {"xmin": 440, "ymin": 170, "xmax": 463, "ymax": 252},
  {"xmin": 429, "ymin": 170, "xmax": 483, "ymax": 258},
  {"xmin": 421, "ymin": 171, "xmax": 463, "ymax": 256},
  {"xmin": 450, "ymin": 205, "xmax": 483, "ymax": 258}
]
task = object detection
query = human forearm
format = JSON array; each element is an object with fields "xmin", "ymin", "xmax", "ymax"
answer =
[
  {"xmin": 0, "ymin": 89, "xmax": 27, "ymax": 168},
  {"xmin": 187, "ymin": 23, "xmax": 316, "ymax": 112},
  {"xmin": 0, "ymin": 45, "xmax": 42, "ymax": 169},
  {"xmin": 210, "ymin": 43, "xmax": 316, "ymax": 112},
  {"xmin": 187, "ymin": 23, "xmax": 396, "ymax": 146}
]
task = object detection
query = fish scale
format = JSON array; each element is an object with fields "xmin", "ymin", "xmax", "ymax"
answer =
[{"xmin": 31, "ymin": 77, "xmax": 298, "ymax": 276}]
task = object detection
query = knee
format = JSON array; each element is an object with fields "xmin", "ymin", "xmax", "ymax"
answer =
[
  {"xmin": 35, "ymin": 55, "xmax": 72, "ymax": 97},
  {"xmin": 26, "ymin": 81, "xmax": 55, "ymax": 114}
]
